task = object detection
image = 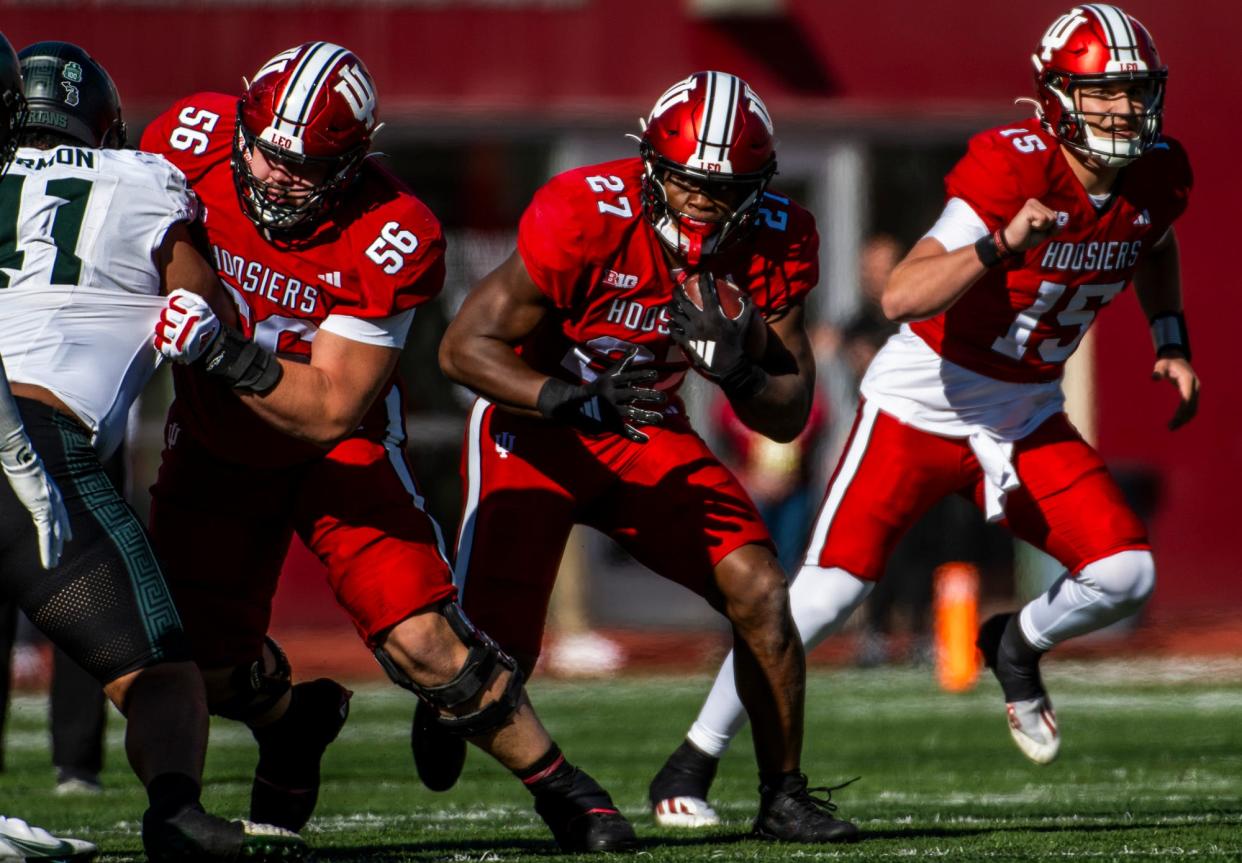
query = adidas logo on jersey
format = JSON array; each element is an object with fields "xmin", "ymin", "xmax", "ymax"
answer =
[
  {"xmin": 581, "ymin": 397, "xmax": 603, "ymax": 423},
  {"xmin": 1133, "ymin": 209, "xmax": 1151, "ymax": 226},
  {"xmin": 688, "ymin": 339, "xmax": 717, "ymax": 368},
  {"xmin": 318, "ymin": 271, "xmax": 342, "ymax": 288}
]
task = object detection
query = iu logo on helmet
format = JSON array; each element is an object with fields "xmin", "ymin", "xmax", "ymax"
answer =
[
  {"xmin": 1040, "ymin": 10, "xmax": 1089, "ymax": 60},
  {"xmin": 334, "ymin": 64, "xmax": 376, "ymax": 125},
  {"xmin": 253, "ymin": 47, "xmax": 301, "ymax": 82},
  {"xmin": 650, "ymin": 75, "xmax": 698, "ymax": 121}
]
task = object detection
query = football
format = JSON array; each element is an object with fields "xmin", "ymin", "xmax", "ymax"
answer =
[{"xmin": 681, "ymin": 272, "xmax": 768, "ymax": 359}]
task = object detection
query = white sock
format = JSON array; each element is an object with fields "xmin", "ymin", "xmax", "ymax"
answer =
[
  {"xmin": 686, "ymin": 565, "xmax": 874, "ymax": 758},
  {"xmin": 1018, "ymin": 549, "xmax": 1155, "ymax": 651}
]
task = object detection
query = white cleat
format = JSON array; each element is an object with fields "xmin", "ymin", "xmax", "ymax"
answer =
[
  {"xmin": 0, "ymin": 816, "xmax": 97, "ymax": 862},
  {"xmin": 1005, "ymin": 696, "xmax": 1061, "ymax": 764},
  {"xmin": 653, "ymin": 796, "xmax": 721, "ymax": 828}
]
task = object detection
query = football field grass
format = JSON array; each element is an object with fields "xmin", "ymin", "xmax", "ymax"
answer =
[{"xmin": 3, "ymin": 659, "xmax": 1241, "ymax": 861}]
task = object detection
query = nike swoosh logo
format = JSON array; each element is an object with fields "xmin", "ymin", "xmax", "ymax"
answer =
[{"xmin": 4, "ymin": 834, "xmax": 79, "ymax": 859}]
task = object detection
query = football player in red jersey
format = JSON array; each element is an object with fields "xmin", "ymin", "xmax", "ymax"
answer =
[
  {"xmin": 142, "ymin": 43, "xmax": 637, "ymax": 852},
  {"xmin": 436, "ymin": 71, "xmax": 858, "ymax": 843},
  {"xmin": 649, "ymin": 2, "xmax": 1200, "ymax": 822}
]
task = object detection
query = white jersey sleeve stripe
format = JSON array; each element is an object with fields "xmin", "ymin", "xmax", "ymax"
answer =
[
  {"xmin": 318, "ymin": 308, "xmax": 415, "ymax": 349},
  {"xmin": 923, "ymin": 197, "xmax": 990, "ymax": 252}
]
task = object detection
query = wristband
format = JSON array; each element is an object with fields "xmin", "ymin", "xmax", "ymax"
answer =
[
  {"xmin": 1150, "ymin": 312, "xmax": 1191, "ymax": 361},
  {"xmin": 200, "ymin": 327, "xmax": 284, "ymax": 394},
  {"xmin": 993, "ymin": 227, "xmax": 1016, "ymax": 258},
  {"xmin": 719, "ymin": 360, "xmax": 768, "ymax": 401},
  {"xmin": 974, "ymin": 232, "xmax": 1003, "ymax": 268}
]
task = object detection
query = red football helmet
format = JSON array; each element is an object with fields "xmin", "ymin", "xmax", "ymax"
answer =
[
  {"xmin": 639, "ymin": 71, "xmax": 777, "ymax": 265},
  {"xmin": 1032, "ymin": 5, "xmax": 1166, "ymax": 167},
  {"xmin": 231, "ymin": 42, "xmax": 378, "ymax": 232}
]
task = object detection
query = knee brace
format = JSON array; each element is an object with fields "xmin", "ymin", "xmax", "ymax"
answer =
[
  {"xmin": 212, "ymin": 636, "xmax": 292, "ymax": 722},
  {"xmin": 374, "ymin": 602, "xmax": 525, "ymax": 738}
]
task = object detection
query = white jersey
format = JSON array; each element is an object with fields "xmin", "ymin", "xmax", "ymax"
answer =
[
  {"xmin": 0, "ymin": 146, "xmax": 197, "ymax": 458},
  {"xmin": 860, "ymin": 326, "xmax": 1066, "ymax": 522}
]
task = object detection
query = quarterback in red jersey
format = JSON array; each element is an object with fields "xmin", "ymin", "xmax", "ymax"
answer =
[
  {"xmin": 436, "ymin": 70, "xmax": 858, "ymax": 843},
  {"xmin": 650, "ymin": 2, "xmax": 1200, "ymax": 822},
  {"xmin": 142, "ymin": 42, "xmax": 637, "ymax": 852}
]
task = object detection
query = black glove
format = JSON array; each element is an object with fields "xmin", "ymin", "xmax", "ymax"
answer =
[
  {"xmin": 536, "ymin": 349, "xmax": 667, "ymax": 443},
  {"xmin": 667, "ymin": 272, "xmax": 767, "ymax": 400},
  {"xmin": 201, "ymin": 327, "xmax": 284, "ymax": 394}
]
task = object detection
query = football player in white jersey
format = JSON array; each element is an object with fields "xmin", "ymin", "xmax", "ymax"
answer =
[
  {"xmin": 0, "ymin": 34, "xmax": 71, "ymax": 572},
  {"xmin": 0, "ymin": 30, "xmax": 99, "ymax": 863},
  {"xmin": 0, "ymin": 40, "xmax": 305, "ymax": 863}
]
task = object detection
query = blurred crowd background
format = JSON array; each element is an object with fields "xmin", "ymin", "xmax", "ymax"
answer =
[{"xmin": 1, "ymin": 0, "xmax": 1237, "ymax": 693}]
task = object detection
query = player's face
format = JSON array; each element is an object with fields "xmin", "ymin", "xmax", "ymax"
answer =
[
  {"xmin": 1073, "ymin": 81, "xmax": 1154, "ymax": 139},
  {"xmin": 245, "ymin": 145, "xmax": 331, "ymax": 205},
  {"xmin": 662, "ymin": 171, "xmax": 748, "ymax": 227}
]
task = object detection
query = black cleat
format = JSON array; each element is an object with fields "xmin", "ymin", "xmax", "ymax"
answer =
[
  {"xmin": 648, "ymin": 740, "xmax": 721, "ymax": 827},
  {"xmin": 143, "ymin": 805, "xmax": 308, "ymax": 863},
  {"xmin": 977, "ymin": 613, "xmax": 1060, "ymax": 764},
  {"xmin": 534, "ymin": 767, "xmax": 640, "ymax": 853},
  {"xmin": 753, "ymin": 773, "xmax": 860, "ymax": 843},
  {"xmin": 251, "ymin": 678, "xmax": 351, "ymax": 832},
  {"xmin": 411, "ymin": 698, "xmax": 467, "ymax": 792}
]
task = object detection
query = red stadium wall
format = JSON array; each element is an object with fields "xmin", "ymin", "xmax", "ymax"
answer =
[{"xmin": 4, "ymin": 0, "xmax": 1237, "ymax": 610}]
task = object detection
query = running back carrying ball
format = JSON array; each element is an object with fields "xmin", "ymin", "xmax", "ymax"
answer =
[{"xmin": 678, "ymin": 272, "xmax": 768, "ymax": 360}]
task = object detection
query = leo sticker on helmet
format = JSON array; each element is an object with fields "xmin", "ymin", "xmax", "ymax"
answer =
[{"xmin": 62, "ymin": 61, "xmax": 82, "ymax": 83}]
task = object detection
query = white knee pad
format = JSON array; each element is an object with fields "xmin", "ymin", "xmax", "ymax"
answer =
[
  {"xmin": 1020, "ymin": 549, "xmax": 1155, "ymax": 651},
  {"xmin": 1077, "ymin": 549, "xmax": 1156, "ymax": 613}
]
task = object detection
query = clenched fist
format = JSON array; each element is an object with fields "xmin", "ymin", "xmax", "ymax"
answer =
[{"xmin": 1001, "ymin": 198, "xmax": 1064, "ymax": 253}]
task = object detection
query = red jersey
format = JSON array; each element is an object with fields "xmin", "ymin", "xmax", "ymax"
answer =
[
  {"xmin": 141, "ymin": 92, "xmax": 445, "ymax": 466},
  {"xmin": 516, "ymin": 157, "xmax": 818, "ymax": 396},
  {"xmin": 910, "ymin": 118, "xmax": 1192, "ymax": 383}
]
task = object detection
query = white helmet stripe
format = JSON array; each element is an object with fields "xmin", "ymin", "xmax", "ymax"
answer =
[
  {"xmin": 274, "ymin": 42, "xmax": 348, "ymax": 134},
  {"xmin": 1085, "ymin": 4, "xmax": 1140, "ymax": 63},
  {"xmin": 696, "ymin": 71, "xmax": 739, "ymax": 167}
]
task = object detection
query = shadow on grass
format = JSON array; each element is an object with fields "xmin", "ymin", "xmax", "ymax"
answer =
[{"xmin": 310, "ymin": 811, "xmax": 1241, "ymax": 861}]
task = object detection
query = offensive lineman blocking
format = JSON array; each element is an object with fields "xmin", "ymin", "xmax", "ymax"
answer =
[
  {"xmin": 145, "ymin": 42, "xmax": 637, "ymax": 851},
  {"xmin": 649, "ymin": 3, "xmax": 1197, "ymax": 823}
]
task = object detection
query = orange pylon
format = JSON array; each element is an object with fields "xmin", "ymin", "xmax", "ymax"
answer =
[{"xmin": 934, "ymin": 562, "xmax": 981, "ymax": 692}]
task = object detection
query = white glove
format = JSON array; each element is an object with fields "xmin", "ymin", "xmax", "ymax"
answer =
[
  {"xmin": 154, "ymin": 288, "xmax": 221, "ymax": 363},
  {"xmin": 1, "ymin": 432, "xmax": 72, "ymax": 569}
]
